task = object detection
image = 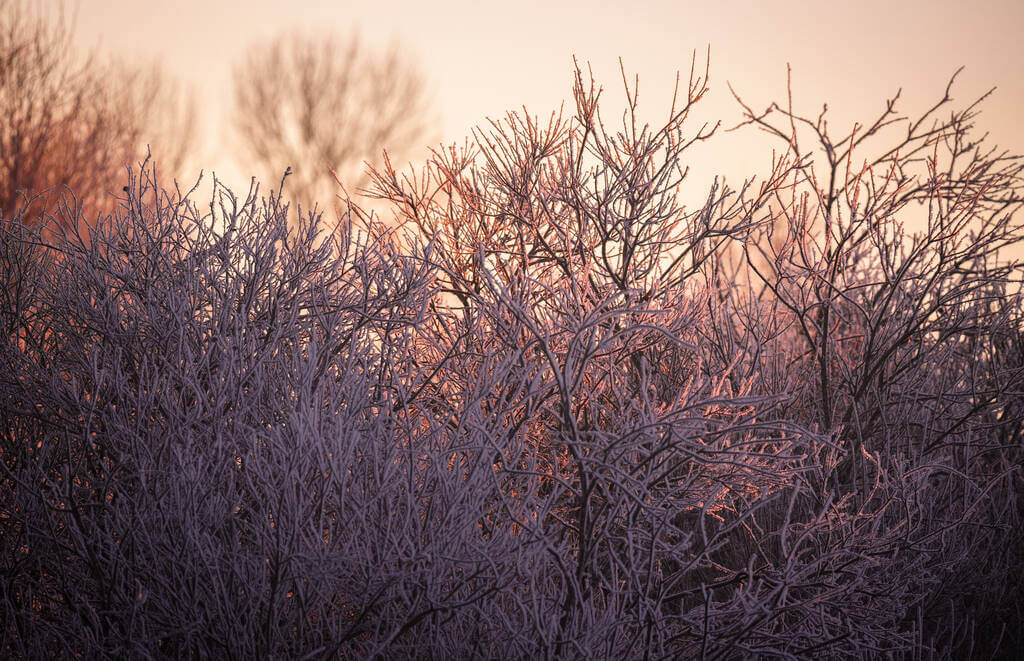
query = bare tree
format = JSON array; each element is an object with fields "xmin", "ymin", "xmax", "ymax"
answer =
[
  {"xmin": 231, "ymin": 30, "xmax": 435, "ymax": 210},
  {"xmin": 0, "ymin": 1, "xmax": 196, "ymax": 222}
]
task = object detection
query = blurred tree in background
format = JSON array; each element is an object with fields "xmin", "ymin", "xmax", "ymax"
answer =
[
  {"xmin": 0, "ymin": 0, "xmax": 195, "ymax": 223},
  {"xmin": 231, "ymin": 30, "xmax": 435, "ymax": 211}
]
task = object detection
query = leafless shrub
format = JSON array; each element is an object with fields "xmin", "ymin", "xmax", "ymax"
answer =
[
  {"xmin": 723, "ymin": 65, "xmax": 1024, "ymax": 656},
  {"xmin": 1, "ymin": 54, "xmax": 1022, "ymax": 658}
]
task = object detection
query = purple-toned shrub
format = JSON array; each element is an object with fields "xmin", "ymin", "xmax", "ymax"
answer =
[{"xmin": 2, "ymin": 59, "xmax": 1022, "ymax": 658}]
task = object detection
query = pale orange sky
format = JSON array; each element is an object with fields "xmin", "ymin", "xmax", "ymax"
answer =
[{"xmin": 70, "ymin": 0, "xmax": 1024, "ymax": 197}]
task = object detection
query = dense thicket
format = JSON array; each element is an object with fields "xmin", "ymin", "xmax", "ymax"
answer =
[{"xmin": 2, "ymin": 61, "xmax": 1022, "ymax": 658}]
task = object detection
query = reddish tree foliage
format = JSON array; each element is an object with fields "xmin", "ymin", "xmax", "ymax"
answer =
[{"xmin": 0, "ymin": 1, "xmax": 195, "ymax": 225}]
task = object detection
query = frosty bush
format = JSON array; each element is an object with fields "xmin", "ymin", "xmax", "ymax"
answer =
[{"xmin": 2, "ymin": 59, "xmax": 1022, "ymax": 658}]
